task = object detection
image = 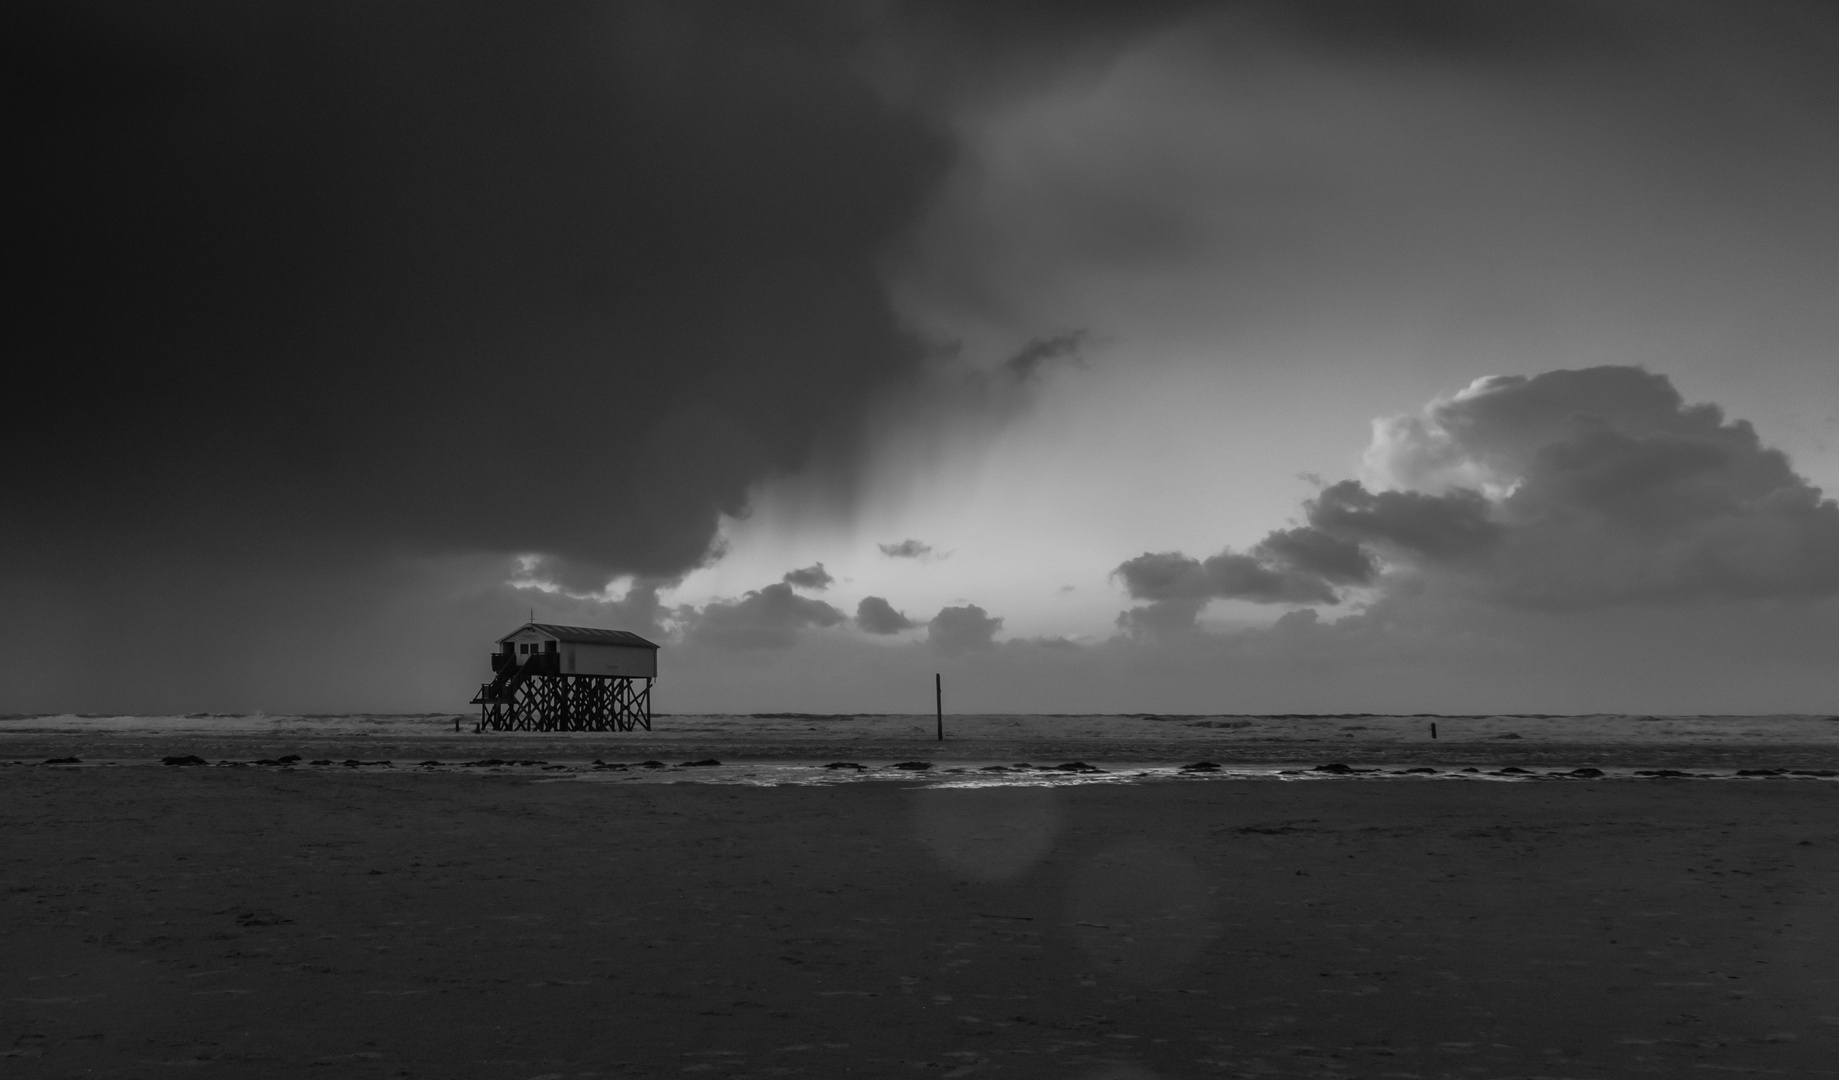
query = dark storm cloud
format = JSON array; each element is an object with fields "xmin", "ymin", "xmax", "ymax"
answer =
[
  {"xmin": 781, "ymin": 563, "xmax": 835, "ymax": 591},
  {"xmin": 878, "ymin": 539, "xmax": 935, "ymax": 559},
  {"xmin": 14, "ymin": 1, "xmax": 1287, "ymax": 590},
  {"xmin": 683, "ymin": 583, "xmax": 847, "ymax": 650},
  {"xmin": 1117, "ymin": 366, "xmax": 1839, "ymax": 628},
  {"xmin": 868, "ymin": 0, "xmax": 1626, "ymax": 111},
  {"xmin": 12, "ymin": 2, "xmax": 956, "ymax": 587},
  {"xmin": 506, "ymin": 560, "xmax": 674, "ymax": 637},
  {"xmin": 855, "ymin": 596, "xmax": 916, "ymax": 635},
  {"xmin": 861, "ymin": 0, "xmax": 1211, "ymax": 113},
  {"xmin": 1243, "ymin": 0, "xmax": 1626, "ymax": 61},
  {"xmin": 927, "ymin": 604, "xmax": 1003, "ymax": 654},
  {"xmin": 7, "ymin": 0, "xmax": 1248, "ymax": 709}
]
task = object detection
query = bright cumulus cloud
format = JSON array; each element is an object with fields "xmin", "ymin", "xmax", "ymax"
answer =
[{"xmin": 1116, "ymin": 367, "xmax": 1839, "ymax": 630}]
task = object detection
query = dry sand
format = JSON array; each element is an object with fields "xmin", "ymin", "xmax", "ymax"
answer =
[{"xmin": 5, "ymin": 762, "xmax": 1838, "ymax": 1078}]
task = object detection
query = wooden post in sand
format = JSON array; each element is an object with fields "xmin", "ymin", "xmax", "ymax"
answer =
[
  {"xmin": 1431, "ymin": 722, "xmax": 1438, "ymax": 739},
  {"xmin": 935, "ymin": 673, "xmax": 943, "ymax": 742}
]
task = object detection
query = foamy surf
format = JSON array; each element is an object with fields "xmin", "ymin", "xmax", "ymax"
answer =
[{"xmin": 9, "ymin": 756, "xmax": 1836, "ymax": 787}]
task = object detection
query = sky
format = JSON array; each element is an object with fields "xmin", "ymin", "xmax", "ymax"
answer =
[{"xmin": 8, "ymin": 1, "xmax": 1838, "ymax": 715}]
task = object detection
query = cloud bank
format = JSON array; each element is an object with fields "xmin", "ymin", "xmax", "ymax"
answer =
[
  {"xmin": 12, "ymin": 2, "xmax": 1216, "ymax": 600},
  {"xmin": 1117, "ymin": 366, "xmax": 1839, "ymax": 629},
  {"xmin": 12, "ymin": 4, "xmax": 970, "ymax": 590},
  {"xmin": 2, "ymin": 3, "xmax": 1198, "ymax": 710}
]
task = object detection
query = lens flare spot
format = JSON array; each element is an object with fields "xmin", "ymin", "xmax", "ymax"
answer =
[{"xmin": 912, "ymin": 787, "xmax": 1062, "ymax": 882}]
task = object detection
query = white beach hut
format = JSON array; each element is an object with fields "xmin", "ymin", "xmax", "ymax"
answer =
[{"xmin": 495, "ymin": 622, "xmax": 659, "ymax": 678}]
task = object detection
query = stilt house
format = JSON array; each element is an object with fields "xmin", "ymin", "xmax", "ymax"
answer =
[{"xmin": 471, "ymin": 623, "xmax": 658, "ymax": 732}]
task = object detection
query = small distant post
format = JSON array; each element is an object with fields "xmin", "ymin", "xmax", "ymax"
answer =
[
  {"xmin": 935, "ymin": 673, "xmax": 943, "ymax": 742},
  {"xmin": 1431, "ymin": 722, "xmax": 1438, "ymax": 740}
]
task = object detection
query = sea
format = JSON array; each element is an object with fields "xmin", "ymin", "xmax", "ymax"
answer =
[{"xmin": 4, "ymin": 712, "xmax": 1837, "ymax": 787}]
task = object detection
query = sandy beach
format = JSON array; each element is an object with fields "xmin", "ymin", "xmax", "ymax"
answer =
[{"xmin": 5, "ymin": 750, "xmax": 1837, "ymax": 1078}]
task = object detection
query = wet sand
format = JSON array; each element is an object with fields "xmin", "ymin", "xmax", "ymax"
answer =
[
  {"xmin": 5, "ymin": 764, "xmax": 1837, "ymax": 1078},
  {"xmin": 5, "ymin": 709, "xmax": 1837, "ymax": 776}
]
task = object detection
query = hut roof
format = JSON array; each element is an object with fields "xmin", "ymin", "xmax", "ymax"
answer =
[{"xmin": 499, "ymin": 623, "xmax": 660, "ymax": 649}]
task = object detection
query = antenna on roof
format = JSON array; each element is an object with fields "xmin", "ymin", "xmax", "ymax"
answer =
[{"xmin": 529, "ymin": 607, "xmax": 534, "ymax": 625}]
